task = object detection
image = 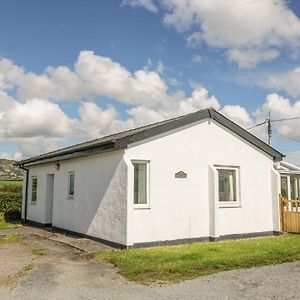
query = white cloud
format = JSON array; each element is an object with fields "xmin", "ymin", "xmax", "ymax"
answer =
[
  {"xmin": 220, "ymin": 105, "xmax": 253, "ymax": 129},
  {"xmin": 262, "ymin": 66, "xmax": 300, "ymax": 97},
  {"xmin": 191, "ymin": 54, "xmax": 203, "ymax": 64},
  {"xmin": 2, "ymin": 50, "xmax": 300, "ymax": 160},
  {"xmin": 76, "ymin": 85, "xmax": 221, "ymax": 138},
  {"xmin": 0, "ymin": 89, "xmax": 76, "ymax": 157},
  {"xmin": 121, "ymin": 0, "xmax": 158, "ymax": 12},
  {"xmin": 0, "ymin": 51, "xmax": 225, "ymax": 158},
  {"xmin": 157, "ymin": 61, "xmax": 165, "ymax": 74},
  {"xmin": 127, "ymin": 0, "xmax": 300, "ymax": 67},
  {"xmin": 77, "ymin": 103, "xmax": 133, "ymax": 140},
  {"xmin": 167, "ymin": 77, "xmax": 180, "ymax": 86},
  {"xmin": 228, "ymin": 48, "xmax": 279, "ymax": 68},
  {"xmin": 0, "ymin": 152, "xmax": 22, "ymax": 161},
  {"xmin": 75, "ymin": 51, "xmax": 170, "ymax": 108},
  {"xmin": 0, "ymin": 51, "xmax": 171, "ymax": 109},
  {"xmin": 18, "ymin": 138, "xmax": 61, "ymax": 158},
  {"xmin": 286, "ymin": 151, "xmax": 300, "ymax": 166},
  {"xmin": 0, "ymin": 97, "xmax": 74, "ymax": 139},
  {"xmin": 255, "ymin": 93, "xmax": 300, "ymax": 140}
]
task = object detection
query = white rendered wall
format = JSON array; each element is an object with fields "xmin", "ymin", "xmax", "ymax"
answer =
[
  {"xmin": 24, "ymin": 150, "xmax": 128, "ymax": 245},
  {"xmin": 125, "ymin": 119, "xmax": 278, "ymax": 245},
  {"xmin": 271, "ymin": 168, "xmax": 281, "ymax": 232},
  {"xmin": 45, "ymin": 174, "xmax": 54, "ymax": 224}
]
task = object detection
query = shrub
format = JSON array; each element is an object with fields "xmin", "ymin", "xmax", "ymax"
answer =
[
  {"xmin": 4, "ymin": 209, "xmax": 21, "ymax": 221},
  {"xmin": 0, "ymin": 184, "xmax": 22, "ymax": 221}
]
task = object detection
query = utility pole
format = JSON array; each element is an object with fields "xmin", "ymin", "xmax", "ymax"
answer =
[{"xmin": 267, "ymin": 111, "xmax": 272, "ymax": 146}]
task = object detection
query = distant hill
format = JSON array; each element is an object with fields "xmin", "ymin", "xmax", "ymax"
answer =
[{"xmin": 0, "ymin": 159, "xmax": 23, "ymax": 179}]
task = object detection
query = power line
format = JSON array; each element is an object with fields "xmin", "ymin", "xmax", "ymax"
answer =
[
  {"xmin": 271, "ymin": 116, "xmax": 300, "ymax": 122},
  {"xmin": 246, "ymin": 119, "xmax": 268, "ymax": 130},
  {"xmin": 274, "ymin": 130, "xmax": 300, "ymax": 143},
  {"xmin": 247, "ymin": 115, "xmax": 300, "ymax": 146},
  {"xmin": 247, "ymin": 116, "xmax": 300, "ymax": 130}
]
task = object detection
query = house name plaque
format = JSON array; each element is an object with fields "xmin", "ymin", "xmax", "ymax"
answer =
[{"xmin": 175, "ymin": 171, "xmax": 187, "ymax": 178}]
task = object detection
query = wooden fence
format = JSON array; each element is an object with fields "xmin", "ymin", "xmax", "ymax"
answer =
[{"xmin": 279, "ymin": 195, "xmax": 300, "ymax": 233}]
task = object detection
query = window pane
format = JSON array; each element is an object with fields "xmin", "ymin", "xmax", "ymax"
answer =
[
  {"xmin": 69, "ymin": 173, "xmax": 75, "ymax": 196},
  {"xmin": 290, "ymin": 176, "xmax": 300, "ymax": 200},
  {"xmin": 32, "ymin": 177, "xmax": 37, "ymax": 202},
  {"xmin": 281, "ymin": 177, "xmax": 288, "ymax": 198},
  {"xmin": 218, "ymin": 169, "xmax": 237, "ymax": 202},
  {"xmin": 133, "ymin": 163, "xmax": 147, "ymax": 204}
]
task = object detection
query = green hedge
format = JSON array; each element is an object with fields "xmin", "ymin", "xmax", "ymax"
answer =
[{"xmin": 0, "ymin": 184, "xmax": 22, "ymax": 221}]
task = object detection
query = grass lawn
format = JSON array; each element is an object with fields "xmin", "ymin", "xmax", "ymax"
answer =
[
  {"xmin": 97, "ymin": 234, "xmax": 300, "ymax": 284},
  {"xmin": 0, "ymin": 220, "xmax": 21, "ymax": 229},
  {"xmin": 0, "ymin": 179, "xmax": 22, "ymax": 187}
]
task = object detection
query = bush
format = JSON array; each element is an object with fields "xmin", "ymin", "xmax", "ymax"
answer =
[
  {"xmin": 0, "ymin": 184, "xmax": 22, "ymax": 221},
  {"xmin": 4, "ymin": 209, "xmax": 21, "ymax": 221}
]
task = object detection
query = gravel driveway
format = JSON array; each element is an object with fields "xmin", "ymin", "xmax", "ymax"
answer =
[{"xmin": 0, "ymin": 227, "xmax": 299, "ymax": 300}]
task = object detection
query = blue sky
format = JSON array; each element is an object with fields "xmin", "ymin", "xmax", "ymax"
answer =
[{"xmin": 1, "ymin": 0, "xmax": 300, "ymax": 163}]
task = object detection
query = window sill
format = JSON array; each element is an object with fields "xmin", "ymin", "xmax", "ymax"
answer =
[
  {"xmin": 30, "ymin": 202, "xmax": 37, "ymax": 205},
  {"xmin": 134, "ymin": 205, "xmax": 150, "ymax": 210},
  {"xmin": 219, "ymin": 202, "xmax": 241, "ymax": 208},
  {"xmin": 67, "ymin": 196, "xmax": 74, "ymax": 200}
]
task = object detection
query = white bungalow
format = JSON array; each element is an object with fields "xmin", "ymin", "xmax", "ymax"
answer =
[{"xmin": 16, "ymin": 108, "xmax": 284, "ymax": 248}]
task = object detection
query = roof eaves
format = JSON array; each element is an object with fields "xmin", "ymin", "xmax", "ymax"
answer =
[{"xmin": 16, "ymin": 141, "xmax": 117, "ymax": 166}]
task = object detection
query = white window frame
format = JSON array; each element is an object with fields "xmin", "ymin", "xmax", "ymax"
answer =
[
  {"xmin": 216, "ymin": 166, "xmax": 241, "ymax": 208},
  {"xmin": 31, "ymin": 176, "xmax": 38, "ymax": 203},
  {"xmin": 67, "ymin": 171, "xmax": 75, "ymax": 199},
  {"xmin": 132, "ymin": 160, "xmax": 150, "ymax": 209}
]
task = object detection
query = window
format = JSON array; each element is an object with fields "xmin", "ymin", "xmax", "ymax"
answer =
[
  {"xmin": 281, "ymin": 176, "xmax": 288, "ymax": 199},
  {"xmin": 217, "ymin": 167, "xmax": 240, "ymax": 206},
  {"xmin": 31, "ymin": 177, "xmax": 37, "ymax": 202},
  {"xmin": 68, "ymin": 172, "xmax": 75, "ymax": 198},
  {"xmin": 290, "ymin": 176, "xmax": 300, "ymax": 200},
  {"xmin": 133, "ymin": 161, "xmax": 149, "ymax": 207}
]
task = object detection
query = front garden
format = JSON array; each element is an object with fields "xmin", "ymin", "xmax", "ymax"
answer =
[{"xmin": 97, "ymin": 234, "xmax": 300, "ymax": 284}]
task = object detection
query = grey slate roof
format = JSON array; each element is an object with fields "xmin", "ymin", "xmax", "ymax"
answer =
[{"xmin": 16, "ymin": 108, "xmax": 284, "ymax": 166}]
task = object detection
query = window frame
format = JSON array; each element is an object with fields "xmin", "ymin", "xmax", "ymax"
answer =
[
  {"xmin": 216, "ymin": 166, "xmax": 241, "ymax": 208},
  {"xmin": 132, "ymin": 160, "xmax": 150, "ymax": 209},
  {"xmin": 67, "ymin": 171, "xmax": 75, "ymax": 199},
  {"xmin": 31, "ymin": 176, "xmax": 38, "ymax": 203},
  {"xmin": 280, "ymin": 175, "xmax": 289, "ymax": 199}
]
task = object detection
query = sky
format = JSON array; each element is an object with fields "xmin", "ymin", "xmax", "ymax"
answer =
[{"xmin": 1, "ymin": 0, "xmax": 300, "ymax": 164}]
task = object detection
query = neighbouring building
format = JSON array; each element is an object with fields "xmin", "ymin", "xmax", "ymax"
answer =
[
  {"xmin": 16, "ymin": 108, "xmax": 284, "ymax": 248},
  {"xmin": 276, "ymin": 161, "xmax": 300, "ymax": 200}
]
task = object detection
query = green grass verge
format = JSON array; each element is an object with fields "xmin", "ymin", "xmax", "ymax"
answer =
[
  {"xmin": 97, "ymin": 234, "xmax": 300, "ymax": 284},
  {"xmin": 0, "ymin": 220, "xmax": 21, "ymax": 229},
  {"xmin": 0, "ymin": 179, "xmax": 22, "ymax": 187},
  {"xmin": 0, "ymin": 214, "xmax": 21, "ymax": 229}
]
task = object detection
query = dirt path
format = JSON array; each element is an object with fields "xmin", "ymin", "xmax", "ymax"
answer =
[{"xmin": 0, "ymin": 228, "xmax": 300, "ymax": 299}]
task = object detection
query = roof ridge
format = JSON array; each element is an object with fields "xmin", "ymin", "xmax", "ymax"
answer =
[{"xmin": 16, "ymin": 107, "xmax": 284, "ymax": 166}]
